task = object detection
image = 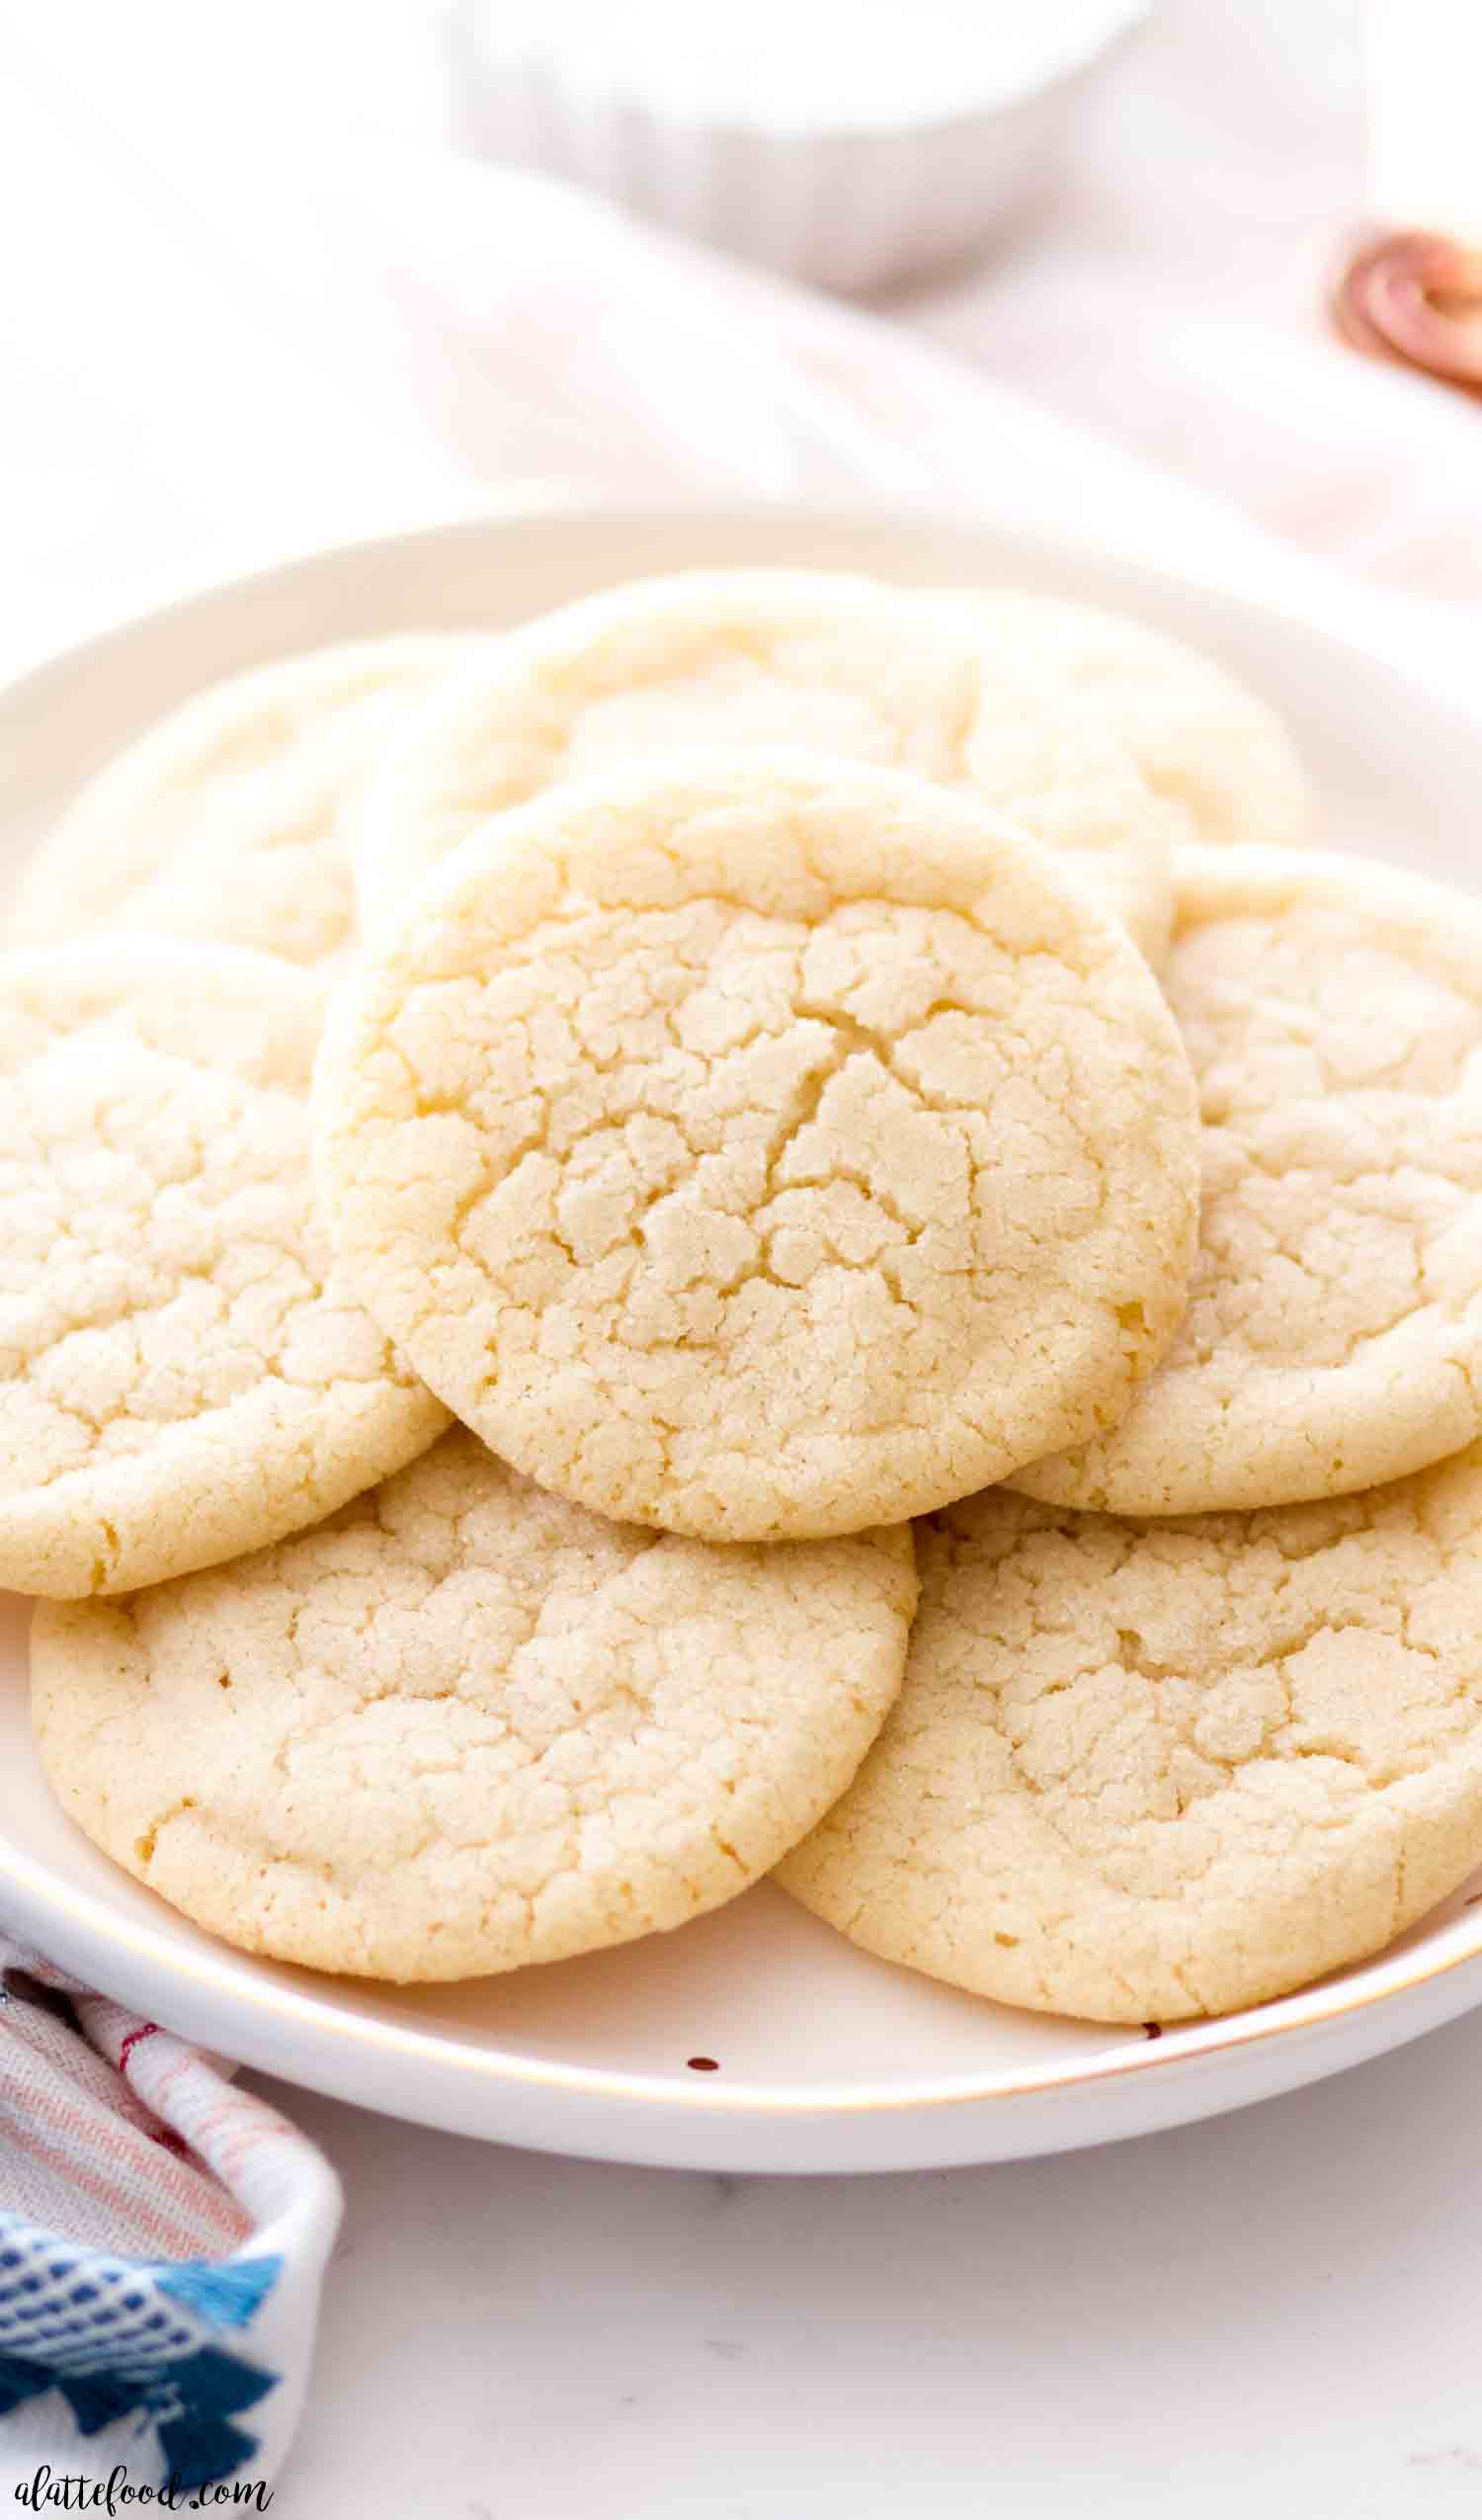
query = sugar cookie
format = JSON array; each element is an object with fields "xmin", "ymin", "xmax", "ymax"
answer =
[
  {"xmin": 10, "ymin": 634, "xmax": 486, "ymax": 970},
  {"xmin": 779, "ymin": 1460, "xmax": 1482, "ymax": 2022},
  {"xmin": 316, "ymin": 754, "xmax": 1199, "ymax": 1542},
  {"xmin": 0, "ymin": 939, "xmax": 446, "ymax": 1596},
  {"xmin": 31, "ymin": 1429, "xmax": 917, "ymax": 1980},
  {"xmin": 351, "ymin": 569, "xmax": 1176, "ymax": 957},
  {"xmin": 1015, "ymin": 845, "xmax": 1482, "ymax": 1515},
  {"xmin": 926, "ymin": 589, "xmax": 1310, "ymax": 849}
]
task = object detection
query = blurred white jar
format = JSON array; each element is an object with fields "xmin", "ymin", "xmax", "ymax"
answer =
[{"xmin": 453, "ymin": 0, "xmax": 1147, "ymax": 295}]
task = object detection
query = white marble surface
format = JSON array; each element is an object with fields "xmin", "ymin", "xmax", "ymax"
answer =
[{"xmin": 261, "ymin": 2003, "xmax": 1482, "ymax": 2516}]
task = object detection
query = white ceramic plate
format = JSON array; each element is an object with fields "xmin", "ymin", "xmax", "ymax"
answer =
[{"xmin": 4, "ymin": 504, "xmax": 1482, "ymax": 2177}]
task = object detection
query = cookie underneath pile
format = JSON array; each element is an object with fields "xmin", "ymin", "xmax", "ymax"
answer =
[{"xmin": 15, "ymin": 563, "xmax": 1482, "ymax": 2025}]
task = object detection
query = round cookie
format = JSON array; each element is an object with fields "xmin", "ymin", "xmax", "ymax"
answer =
[
  {"xmin": 31, "ymin": 1428, "xmax": 918, "ymax": 1981},
  {"xmin": 1014, "ymin": 845, "xmax": 1482, "ymax": 1516},
  {"xmin": 9, "ymin": 634, "xmax": 487, "ymax": 970},
  {"xmin": 778, "ymin": 1458, "xmax": 1482, "ymax": 2022},
  {"xmin": 925, "ymin": 588, "xmax": 1310, "ymax": 850},
  {"xmin": 316, "ymin": 753, "xmax": 1200, "ymax": 1543},
  {"xmin": 351, "ymin": 568, "xmax": 1177, "ymax": 959},
  {"xmin": 0, "ymin": 939, "xmax": 446, "ymax": 1596}
]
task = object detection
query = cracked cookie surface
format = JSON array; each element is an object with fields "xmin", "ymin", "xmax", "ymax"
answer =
[
  {"xmin": 316, "ymin": 755, "xmax": 1199, "ymax": 1542},
  {"xmin": 777, "ymin": 1455, "xmax": 1482, "ymax": 2021},
  {"xmin": 927, "ymin": 590, "xmax": 1310, "ymax": 851},
  {"xmin": 31, "ymin": 1428, "xmax": 917, "ymax": 1980},
  {"xmin": 1014, "ymin": 845, "xmax": 1482, "ymax": 1515},
  {"xmin": 0, "ymin": 939, "xmax": 447, "ymax": 1596},
  {"xmin": 351, "ymin": 569, "xmax": 1177, "ymax": 958},
  {"xmin": 10, "ymin": 634, "xmax": 486, "ymax": 971}
]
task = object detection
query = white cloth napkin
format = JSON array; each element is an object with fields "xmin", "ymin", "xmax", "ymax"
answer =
[
  {"xmin": 0, "ymin": 1943, "xmax": 339, "ymax": 2500},
  {"xmin": 0, "ymin": 31, "xmax": 1478, "ymax": 2494}
]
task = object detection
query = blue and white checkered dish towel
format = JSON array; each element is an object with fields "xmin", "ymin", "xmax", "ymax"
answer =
[{"xmin": 0, "ymin": 1936, "xmax": 340, "ymax": 2501}]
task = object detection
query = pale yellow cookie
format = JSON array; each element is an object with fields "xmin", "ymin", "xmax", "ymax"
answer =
[
  {"xmin": 10, "ymin": 634, "xmax": 487, "ymax": 970},
  {"xmin": 351, "ymin": 569, "xmax": 1177, "ymax": 958},
  {"xmin": 315, "ymin": 754, "xmax": 1199, "ymax": 1543},
  {"xmin": 1015, "ymin": 844, "xmax": 1482, "ymax": 1516},
  {"xmin": 779, "ymin": 1459, "xmax": 1482, "ymax": 2022},
  {"xmin": 926, "ymin": 588, "xmax": 1310, "ymax": 849},
  {"xmin": 31, "ymin": 1429, "xmax": 917, "ymax": 1981},
  {"xmin": 0, "ymin": 939, "xmax": 446, "ymax": 1596}
]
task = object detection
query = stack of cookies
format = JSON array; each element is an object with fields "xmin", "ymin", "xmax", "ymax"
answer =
[{"xmin": 11, "ymin": 566, "xmax": 1482, "ymax": 2026}]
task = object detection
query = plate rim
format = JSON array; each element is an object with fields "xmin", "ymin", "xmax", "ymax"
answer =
[
  {"xmin": 8, "ymin": 1823, "xmax": 1482, "ymax": 2121},
  {"xmin": 3, "ymin": 491, "xmax": 1465, "ymax": 738},
  {"xmin": 6, "ymin": 495, "xmax": 1482, "ymax": 2149}
]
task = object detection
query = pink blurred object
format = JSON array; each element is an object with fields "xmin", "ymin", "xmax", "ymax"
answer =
[{"xmin": 1334, "ymin": 229, "xmax": 1482, "ymax": 394}]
